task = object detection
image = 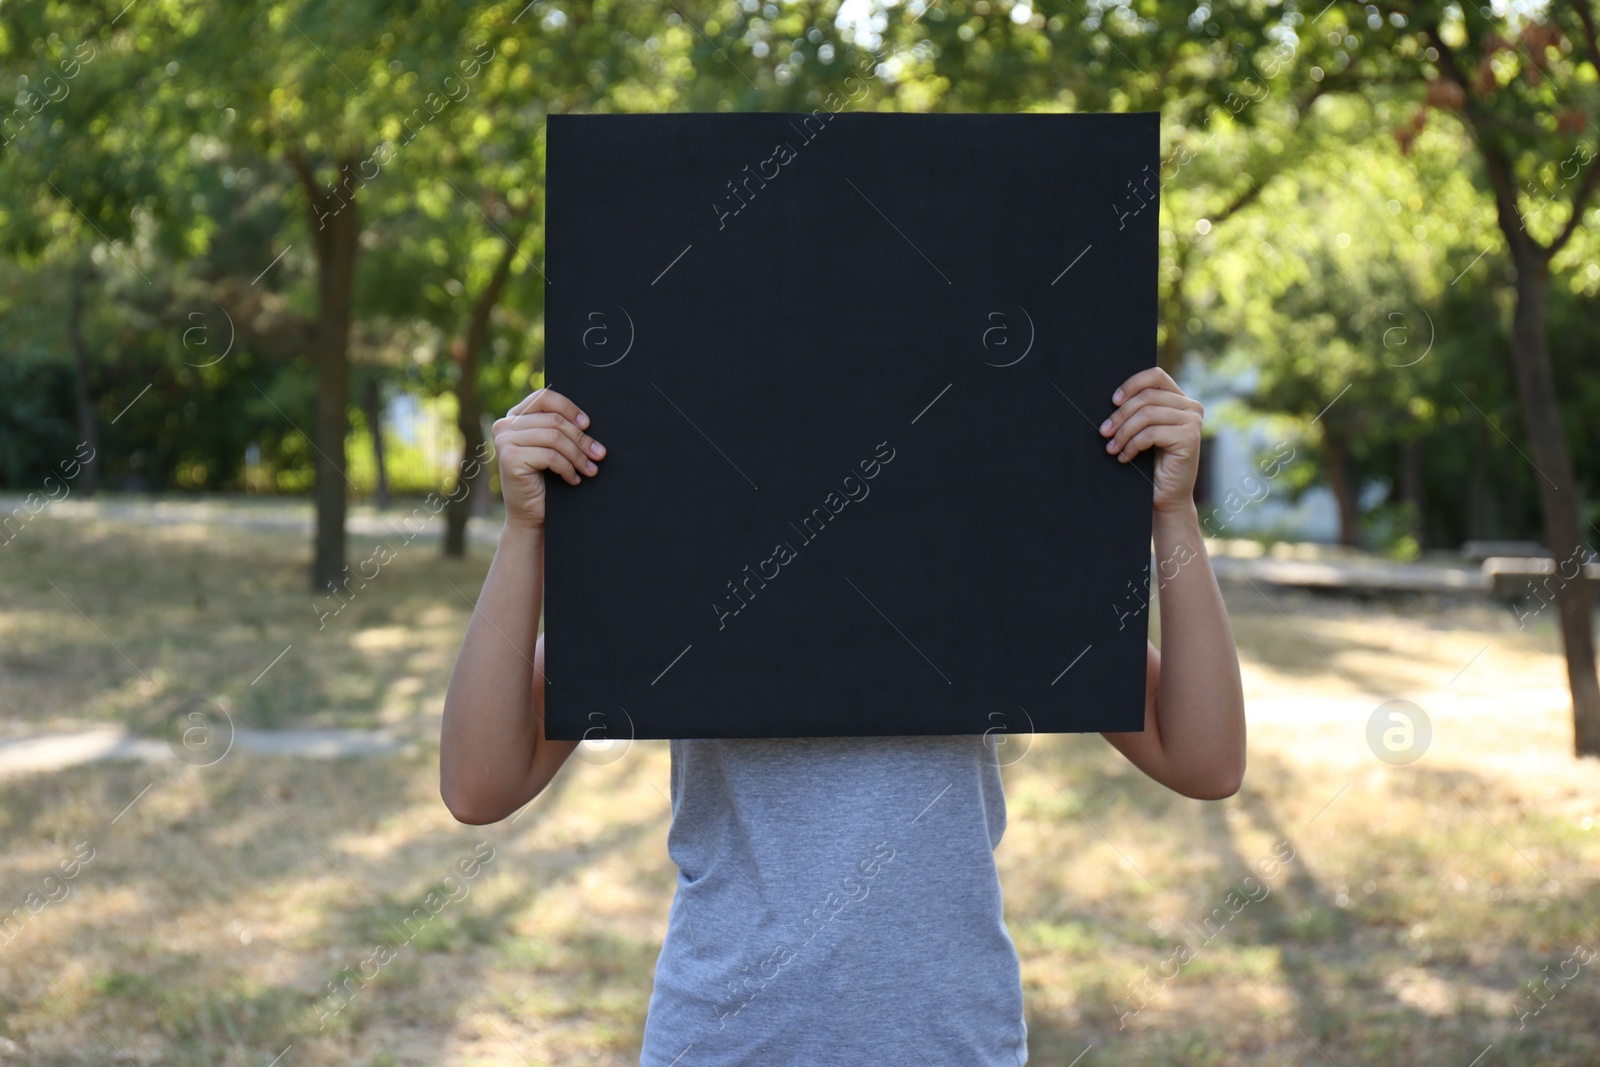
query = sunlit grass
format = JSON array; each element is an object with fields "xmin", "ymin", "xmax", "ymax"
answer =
[{"xmin": 1, "ymin": 503, "xmax": 1597, "ymax": 1065}]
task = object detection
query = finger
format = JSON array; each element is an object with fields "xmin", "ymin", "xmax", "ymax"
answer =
[
  {"xmin": 1100, "ymin": 388, "xmax": 1201, "ymax": 437},
  {"xmin": 503, "ymin": 442, "xmax": 582, "ymax": 486},
  {"xmin": 494, "ymin": 411, "xmax": 606, "ymax": 462},
  {"xmin": 497, "ymin": 427, "xmax": 598, "ymax": 477},
  {"xmin": 509, "ymin": 387, "xmax": 590, "ymax": 430},
  {"xmin": 508, "ymin": 388, "xmax": 548, "ymax": 417},
  {"xmin": 1118, "ymin": 422, "xmax": 1196, "ymax": 463},
  {"xmin": 1107, "ymin": 406, "xmax": 1194, "ymax": 453},
  {"xmin": 1111, "ymin": 366, "xmax": 1182, "ymax": 405},
  {"xmin": 529, "ymin": 388, "xmax": 589, "ymax": 430}
]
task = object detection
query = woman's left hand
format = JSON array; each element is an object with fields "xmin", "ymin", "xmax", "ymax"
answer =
[{"xmin": 1098, "ymin": 366, "xmax": 1205, "ymax": 515}]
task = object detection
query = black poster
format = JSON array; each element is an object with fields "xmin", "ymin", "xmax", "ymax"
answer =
[{"xmin": 544, "ymin": 110, "xmax": 1158, "ymax": 741}]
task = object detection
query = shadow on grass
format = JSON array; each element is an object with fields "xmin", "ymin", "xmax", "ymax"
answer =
[
  {"xmin": 1010, "ymin": 733, "xmax": 1600, "ymax": 1067},
  {"xmin": 3, "ymin": 742, "xmax": 670, "ymax": 1066},
  {"xmin": 1, "ymin": 513, "xmax": 499, "ymax": 736}
]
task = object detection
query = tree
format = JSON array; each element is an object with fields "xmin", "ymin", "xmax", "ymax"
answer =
[
  {"xmin": 424, "ymin": 0, "xmax": 858, "ymax": 556},
  {"xmin": 0, "ymin": 1, "xmax": 172, "ymax": 498},
  {"xmin": 885, "ymin": 0, "xmax": 1600, "ymax": 753},
  {"xmin": 1363, "ymin": 2, "xmax": 1600, "ymax": 756},
  {"xmin": 144, "ymin": 1, "xmax": 512, "ymax": 588}
]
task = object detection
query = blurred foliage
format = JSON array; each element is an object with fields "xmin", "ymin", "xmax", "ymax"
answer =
[{"xmin": 0, "ymin": 0, "xmax": 1596, "ymax": 548}]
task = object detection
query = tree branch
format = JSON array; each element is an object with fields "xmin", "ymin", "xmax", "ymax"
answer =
[
  {"xmin": 1420, "ymin": 16, "xmax": 1551, "ymax": 263},
  {"xmin": 1550, "ymin": 149, "xmax": 1600, "ymax": 256},
  {"xmin": 1570, "ymin": 0, "xmax": 1600, "ymax": 77}
]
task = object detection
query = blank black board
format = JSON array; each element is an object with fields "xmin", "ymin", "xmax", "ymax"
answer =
[{"xmin": 544, "ymin": 110, "xmax": 1158, "ymax": 741}]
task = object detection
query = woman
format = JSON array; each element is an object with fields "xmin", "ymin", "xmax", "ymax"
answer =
[{"xmin": 439, "ymin": 367, "xmax": 1246, "ymax": 1065}]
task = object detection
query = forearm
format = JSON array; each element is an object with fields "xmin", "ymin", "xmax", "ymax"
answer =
[
  {"xmin": 439, "ymin": 523, "xmax": 545, "ymax": 820},
  {"xmin": 1150, "ymin": 502, "xmax": 1247, "ymax": 791}
]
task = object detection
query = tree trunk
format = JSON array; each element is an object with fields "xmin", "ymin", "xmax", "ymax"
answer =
[
  {"xmin": 444, "ymin": 220, "xmax": 524, "ymax": 558},
  {"xmin": 293, "ymin": 153, "xmax": 361, "ymax": 593},
  {"xmin": 1466, "ymin": 418, "xmax": 1492, "ymax": 541},
  {"xmin": 1399, "ymin": 437, "xmax": 1425, "ymax": 550},
  {"xmin": 1504, "ymin": 255, "xmax": 1600, "ymax": 756},
  {"xmin": 1468, "ymin": 130, "xmax": 1600, "ymax": 757},
  {"xmin": 1322, "ymin": 425, "xmax": 1362, "ymax": 547},
  {"xmin": 362, "ymin": 374, "xmax": 391, "ymax": 511},
  {"xmin": 67, "ymin": 257, "xmax": 101, "ymax": 497},
  {"xmin": 1371, "ymin": 14, "xmax": 1597, "ymax": 748}
]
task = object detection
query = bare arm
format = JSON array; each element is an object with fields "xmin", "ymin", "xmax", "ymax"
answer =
[
  {"xmin": 440, "ymin": 528, "xmax": 577, "ymax": 823},
  {"xmin": 1094, "ymin": 368, "xmax": 1247, "ymax": 799},
  {"xmin": 439, "ymin": 388, "xmax": 605, "ymax": 824}
]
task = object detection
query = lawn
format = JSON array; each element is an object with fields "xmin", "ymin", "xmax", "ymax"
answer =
[{"xmin": 1, "ymin": 499, "xmax": 1597, "ymax": 1066}]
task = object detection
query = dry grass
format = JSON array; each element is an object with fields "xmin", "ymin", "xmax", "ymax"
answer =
[
  {"xmin": 1, "ymin": 501, "xmax": 1597, "ymax": 1065},
  {"xmin": 0, "ymin": 503, "xmax": 472, "ymax": 739}
]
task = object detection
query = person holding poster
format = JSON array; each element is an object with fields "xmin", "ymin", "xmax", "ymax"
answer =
[{"xmin": 440, "ymin": 369, "xmax": 1246, "ymax": 1065}]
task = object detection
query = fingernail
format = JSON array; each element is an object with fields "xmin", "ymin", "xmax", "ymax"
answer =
[
  {"xmin": 586, "ymin": 461, "xmax": 597, "ymax": 474},
  {"xmin": 1107, "ymin": 440, "xmax": 1118, "ymax": 452},
  {"xmin": 1113, "ymin": 388, "xmax": 1124, "ymax": 403},
  {"xmin": 1099, "ymin": 418, "xmax": 1113, "ymax": 435},
  {"xmin": 578, "ymin": 413, "xmax": 590, "ymax": 428},
  {"xmin": 590, "ymin": 441, "xmax": 605, "ymax": 457}
]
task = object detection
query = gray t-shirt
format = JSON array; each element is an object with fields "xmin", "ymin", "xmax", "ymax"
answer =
[{"xmin": 638, "ymin": 734, "xmax": 1028, "ymax": 1066}]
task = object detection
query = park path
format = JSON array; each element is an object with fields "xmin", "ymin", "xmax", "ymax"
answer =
[
  {"xmin": 2, "ymin": 495, "xmax": 1495, "ymax": 593},
  {"xmin": 0, "ymin": 724, "xmax": 411, "ymax": 779},
  {"xmin": 0, "ymin": 493, "xmax": 506, "ymax": 545},
  {"xmin": 1, "ymin": 495, "xmax": 1504, "ymax": 779},
  {"xmin": 10, "ymin": 689, "xmax": 1564, "ymax": 779},
  {"xmin": 1, "ymin": 495, "xmax": 499, "ymax": 779}
]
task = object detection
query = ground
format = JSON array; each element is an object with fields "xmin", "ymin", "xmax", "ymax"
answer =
[{"xmin": 0, "ymin": 500, "xmax": 1597, "ymax": 1066}]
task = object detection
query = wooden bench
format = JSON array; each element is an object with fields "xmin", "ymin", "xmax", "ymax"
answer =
[{"xmin": 1482, "ymin": 555, "xmax": 1600, "ymax": 600}]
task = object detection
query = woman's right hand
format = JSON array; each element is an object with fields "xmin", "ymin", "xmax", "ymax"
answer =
[{"xmin": 492, "ymin": 387, "xmax": 606, "ymax": 530}]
